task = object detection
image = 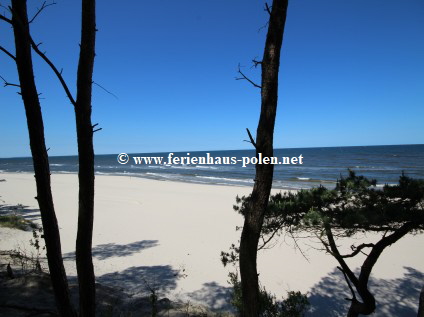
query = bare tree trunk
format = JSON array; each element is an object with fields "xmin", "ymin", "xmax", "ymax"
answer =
[
  {"xmin": 238, "ymin": 1, "xmax": 288, "ymax": 316},
  {"xmin": 74, "ymin": 0, "xmax": 97, "ymax": 316},
  {"xmin": 10, "ymin": 1, "xmax": 75, "ymax": 316},
  {"xmin": 418, "ymin": 285, "xmax": 424, "ymax": 317}
]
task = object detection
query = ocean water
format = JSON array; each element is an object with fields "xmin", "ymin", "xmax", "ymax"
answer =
[{"xmin": 1, "ymin": 145, "xmax": 423, "ymax": 190}]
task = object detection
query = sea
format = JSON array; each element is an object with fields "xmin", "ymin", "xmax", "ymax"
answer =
[{"xmin": 1, "ymin": 144, "xmax": 423, "ymax": 190}]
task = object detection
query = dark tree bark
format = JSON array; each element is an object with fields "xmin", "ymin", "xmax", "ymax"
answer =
[
  {"xmin": 325, "ymin": 222, "xmax": 415, "ymax": 317},
  {"xmin": 238, "ymin": 1, "xmax": 288, "ymax": 316},
  {"xmin": 74, "ymin": 0, "xmax": 97, "ymax": 316},
  {"xmin": 10, "ymin": 1, "xmax": 76, "ymax": 316},
  {"xmin": 418, "ymin": 285, "xmax": 424, "ymax": 317}
]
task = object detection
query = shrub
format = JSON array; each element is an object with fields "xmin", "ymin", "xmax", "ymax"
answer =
[{"xmin": 228, "ymin": 272, "xmax": 309, "ymax": 317}]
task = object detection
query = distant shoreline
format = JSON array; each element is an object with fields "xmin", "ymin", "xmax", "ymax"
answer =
[{"xmin": 1, "ymin": 145, "xmax": 423, "ymax": 190}]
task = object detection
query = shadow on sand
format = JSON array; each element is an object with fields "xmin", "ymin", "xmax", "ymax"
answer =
[
  {"xmin": 63, "ymin": 240, "xmax": 159, "ymax": 260},
  {"xmin": 0, "ymin": 203, "xmax": 41, "ymax": 224},
  {"xmin": 97, "ymin": 265, "xmax": 180, "ymax": 296},
  {"xmin": 307, "ymin": 266, "xmax": 424, "ymax": 317},
  {"xmin": 187, "ymin": 281, "xmax": 234, "ymax": 312}
]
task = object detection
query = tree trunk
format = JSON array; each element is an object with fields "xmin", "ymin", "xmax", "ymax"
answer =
[
  {"xmin": 11, "ymin": 1, "xmax": 75, "ymax": 316},
  {"xmin": 238, "ymin": 1, "xmax": 288, "ymax": 316},
  {"xmin": 418, "ymin": 285, "xmax": 424, "ymax": 317},
  {"xmin": 348, "ymin": 222, "xmax": 414, "ymax": 316},
  {"xmin": 74, "ymin": 0, "xmax": 97, "ymax": 316},
  {"xmin": 325, "ymin": 222, "xmax": 415, "ymax": 317}
]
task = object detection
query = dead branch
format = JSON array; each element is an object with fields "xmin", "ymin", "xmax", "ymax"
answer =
[
  {"xmin": 252, "ymin": 58, "xmax": 262, "ymax": 68},
  {"xmin": 0, "ymin": 12, "xmax": 12, "ymax": 24},
  {"xmin": 6, "ymin": 4, "xmax": 76, "ymax": 106},
  {"xmin": 245, "ymin": 128, "xmax": 257, "ymax": 149},
  {"xmin": 29, "ymin": 1, "xmax": 56, "ymax": 24},
  {"xmin": 93, "ymin": 81, "xmax": 118, "ymax": 99},
  {"xmin": 29, "ymin": 39, "xmax": 76, "ymax": 106},
  {"xmin": 265, "ymin": 3, "xmax": 272, "ymax": 15},
  {"xmin": 92, "ymin": 123, "xmax": 102, "ymax": 133},
  {"xmin": 0, "ymin": 75, "xmax": 20, "ymax": 87},
  {"xmin": 286, "ymin": 229, "xmax": 310, "ymax": 262},
  {"xmin": 0, "ymin": 45, "xmax": 16, "ymax": 60},
  {"xmin": 236, "ymin": 64, "xmax": 261, "ymax": 89},
  {"xmin": 258, "ymin": 21, "xmax": 270, "ymax": 33}
]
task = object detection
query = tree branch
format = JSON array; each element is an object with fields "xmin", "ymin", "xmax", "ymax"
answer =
[
  {"xmin": 92, "ymin": 123, "xmax": 102, "ymax": 133},
  {"xmin": 29, "ymin": 39, "xmax": 76, "ymax": 106},
  {"xmin": 341, "ymin": 243, "xmax": 374, "ymax": 258},
  {"xmin": 252, "ymin": 58, "xmax": 262, "ymax": 68},
  {"xmin": 93, "ymin": 81, "xmax": 118, "ymax": 99},
  {"xmin": 265, "ymin": 3, "xmax": 272, "ymax": 15},
  {"xmin": 325, "ymin": 224, "xmax": 359, "ymax": 288},
  {"xmin": 337, "ymin": 266, "xmax": 357, "ymax": 301},
  {"xmin": 258, "ymin": 21, "xmax": 270, "ymax": 33},
  {"xmin": 236, "ymin": 64, "xmax": 261, "ymax": 89},
  {"xmin": 7, "ymin": 4, "xmax": 76, "ymax": 106},
  {"xmin": 288, "ymin": 229, "xmax": 310, "ymax": 262},
  {"xmin": 258, "ymin": 226, "xmax": 280, "ymax": 250},
  {"xmin": 0, "ymin": 45, "xmax": 16, "ymax": 60},
  {"xmin": 0, "ymin": 75, "xmax": 20, "ymax": 87},
  {"xmin": 0, "ymin": 12, "xmax": 12, "ymax": 24},
  {"xmin": 29, "ymin": 1, "xmax": 56, "ymax": 24},
  {"xmin": 244, "ymin": 128, "xmax": 257, "ymax": 149}
]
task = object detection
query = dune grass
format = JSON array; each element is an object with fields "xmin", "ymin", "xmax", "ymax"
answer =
[{"xmin": 0, "ymin": 214, "xmax": 36, "ymax": 231}]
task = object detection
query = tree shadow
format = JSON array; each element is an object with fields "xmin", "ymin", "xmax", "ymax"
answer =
[
  {"xmin": 187, "ymin": 281, "xmax": 234, "ymax": 312},
  {"xmin": 0, "ymin": 203, "xmax": 41, "ymax": 226},
  {"xmin": 63, "ymin": 240, "xmax": 159, "ymax": 260},
  {"xmin": 307, "ymin": 266, "xmax": 424, "ymax": 317},
  {"xmin": 97, "ymin": 265, "xmax": 180, "ymax": 296}
]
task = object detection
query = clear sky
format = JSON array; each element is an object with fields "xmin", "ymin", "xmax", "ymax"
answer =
[{"xmin": 0, "ymin": 0, "xmax": 423, "ymax": 158}]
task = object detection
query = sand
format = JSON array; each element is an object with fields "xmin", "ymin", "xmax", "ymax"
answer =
[{"xmin": 1, "ymin": 172, "xmax": 423, "ymax": 315}]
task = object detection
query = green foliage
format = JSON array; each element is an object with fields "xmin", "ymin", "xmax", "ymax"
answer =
[
  {"xmin": 0, "ymin": 203, "xmax": 38, "ymax": 230},
  {"xmin": 233, "ymin": 171, "xmax": 424, "ymax": 239},
  {"xmin": 0, "ymin": 214, "xmax": 26, "ymax": 230},
  {"xmin": 29, "ymin": 226, "xmax": 45, "ymax": 272},
  {"xmin": 0, "ymin": 214, "xmax": 36, "ymax": 230},
  {"xmin": 280, "ymin": 291, "xmax": 310, "ymax": 317},
  {"xmin": 221, "ymin": 243, "xmax": 239, "ymax": 267},
  {"xmin": 225, "ymin": 172, "xmax": 424, "ymax": 316},
  {"xmin": 228, "ymin": 272, "xmax": 309, "ymax": 317}
]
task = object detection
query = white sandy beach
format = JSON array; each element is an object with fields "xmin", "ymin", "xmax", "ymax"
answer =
[{"xmin": 1, "ymin": 172, "xmax": 423, "ymax": 314}]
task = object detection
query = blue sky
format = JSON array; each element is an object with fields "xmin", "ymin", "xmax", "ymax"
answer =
[{"xmin": 1, "ymin": 0, "xmax": 423, "ymax": 157}]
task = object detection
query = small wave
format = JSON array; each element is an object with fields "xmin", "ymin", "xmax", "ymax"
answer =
[
  {"xmin": 196, "ymin": 175, "xmax": 254, "ymax": 184},
  {"xmin": 288, "ymin": 177, "xmax": 321, "ymax": 182},
  {"xmin": 50, "ymin": 164, "xmax": 65, "ymax": 167},
  {"xmin": 375, "ymin": 183, "xmax": 397, "ymax": 188},
  {"xmin": 194, "ymin": 165, "xmax": 218, "ymax": 170},
  {"xmin": 145, "ymin": 172, "xmax": 178, "ymax": 180},
  {"xmin": 98, "ymin": 165, "xmax": 119, "ymax": 169},
  {"xmin": 170, "ymin": 165, "xmax": 196, "ymax": 170}
]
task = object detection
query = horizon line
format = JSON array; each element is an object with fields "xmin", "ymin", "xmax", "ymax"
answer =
[{"xmin": 1, "ymin": 143, "xmax": 423, "ymax": 160}]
